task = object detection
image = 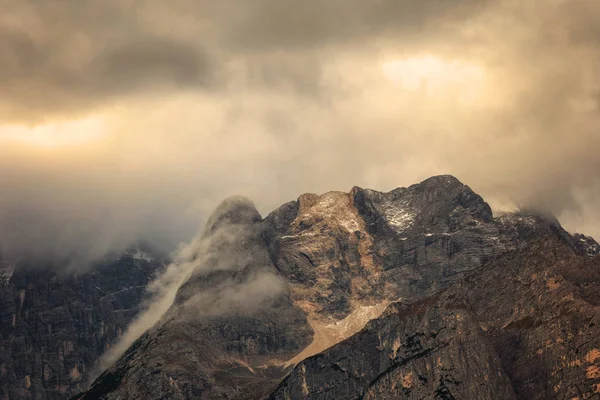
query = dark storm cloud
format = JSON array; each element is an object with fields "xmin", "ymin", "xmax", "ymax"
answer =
[
  {"xmin": 217, "ymin": 0, "xmax": 493, "ymax": 50},
  {"xmin": 0, "ymin": 0, "xmax": 496, "ymax": 121},
  {"xmin": 0, "ymin": 0, "xmax": 214, "ymax": 121},
  {"xmin": 97, "ymin": 38, "xmax": 213, "ymax": 91}
]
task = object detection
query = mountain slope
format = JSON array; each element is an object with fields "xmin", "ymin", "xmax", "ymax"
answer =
[
  {"xmin": 271, "ymin": 236, "xmax": 600, "ymax": 399},
  {"xmin": 79, "ymin": 175, "xmax": 600, "ymax": 399},
  {"xmin": 0, "ymin": 247, "xmax": 167, "ymax": 400},
  {"xmin": 77, "ymin": 197, "xmax": 313, "ymax": 400}
]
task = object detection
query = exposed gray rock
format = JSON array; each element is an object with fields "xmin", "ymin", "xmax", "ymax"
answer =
[
  {"xmin": 0, "ymin": 246, "xmax": 167, "ymax": 400},
  {"xmin": 272, "ymin": 236, "xmax": 600, "ymax": 399}
]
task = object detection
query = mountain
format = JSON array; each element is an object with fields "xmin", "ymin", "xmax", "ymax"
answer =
[
  {"xmin": 78, "ymin": 175, "xmax": 600, "ymax": 399},
  {"xmin": 0, "ymin": 245, "xmax": 167, "ymax": 400}
]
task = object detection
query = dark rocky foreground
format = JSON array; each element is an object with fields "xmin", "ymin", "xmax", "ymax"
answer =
[
  {"xmin": 0, "ymin": 247, "xmax": 167, "ymax": 400},
  {"xmin": 20, "ymin": 175, "xmax": 600, "ymax": 399}
]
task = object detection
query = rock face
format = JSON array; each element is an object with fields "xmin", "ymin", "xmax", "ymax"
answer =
[
  {"xmin": 0, "ymin": 246, "xmax": 167, "ymax": 400},
  {"xmin": 79, "ymin": 175, "xmax": 600, "ymax": 399},
  {"xmin": 271, "ymin": 237, "xmax": 600, "ymax": 399}
]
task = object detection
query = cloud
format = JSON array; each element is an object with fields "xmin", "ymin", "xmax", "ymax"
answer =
[
  {"xmin": 1, "ymin": 0, "xmax": 600, "ymax": 268},
  {"xmin": 93, "ymin": 196, "xmax": 284, "ymax": 378},
  {"xmin": 0, "ymin": 0, "xmax": 495, "ymax": 121},
  {"xmin": 183, "ymin": 271, "xmax": 286, "ymax": 316},
  {"xmin": 0, "ymin": 1, "xmax": 214, "ymax": 122},
  {"xmin": 213, "ymin": 0, "xmax": 493, "ymax": 50}
]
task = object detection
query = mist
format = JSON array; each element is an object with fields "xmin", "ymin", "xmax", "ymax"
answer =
[
  {"xmin": 1, "ymin": 0, "xmax": 600, "ymax": 267},
  {"xmin": 93, "ymin": 195, "xmax": 285, "ymax": 378}
]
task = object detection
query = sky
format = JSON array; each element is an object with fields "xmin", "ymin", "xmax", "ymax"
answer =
[{"xmin": 1, "ymin": 0, "xmax": 600, "ymax": 265}]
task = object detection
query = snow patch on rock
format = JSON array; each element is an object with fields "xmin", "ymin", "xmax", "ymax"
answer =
[
  {"xmin": 0, "ymin": 263, "xmax": 15, "ymax": 286},
  {"xmin": 376, "ymin": 199, "xmax": 416, "ymax": 233},
  {"xmin": 130, "ymin": 249, "xmax": 154, "ymax": 262}
]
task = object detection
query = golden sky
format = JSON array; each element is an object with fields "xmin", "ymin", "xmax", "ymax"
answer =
[{"xmin": 1, "ymin": 0, "xmax": 600, "ymax": 263}]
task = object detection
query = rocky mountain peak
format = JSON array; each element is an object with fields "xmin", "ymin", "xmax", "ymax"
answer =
[
  {"xmin": 203, "ymin": 195, "xmax": 262, "ymax": 237},
  {"xmin": 417, "ymin": 173, "xmax": 462, "ymax": 186},
  {"xmin": 78, "ymin": 175, "xmax": 600, "ymax": 400}
]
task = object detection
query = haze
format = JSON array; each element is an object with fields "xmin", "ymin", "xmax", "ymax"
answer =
[{"xmin": 2, "ymin": 0, "xmax": 600, "ymax": 265}]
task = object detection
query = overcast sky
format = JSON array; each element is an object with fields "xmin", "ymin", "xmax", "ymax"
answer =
[{"xmin": 1, "ymin": 0, "xmax": 600, "ymax": 265}]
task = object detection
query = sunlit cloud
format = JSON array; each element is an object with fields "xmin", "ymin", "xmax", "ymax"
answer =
[
  {"xmin": 381, "ymin": 55, "xmax": 487, "ymax": 104},
  {"xmin": 0, "ymin": 117, "xmax": 107, "ymax": 148}
]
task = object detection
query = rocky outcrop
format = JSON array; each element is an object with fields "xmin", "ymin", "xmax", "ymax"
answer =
[
  {"xmin": 78, "ymin": 175, "xmax": 600, "ymax": 399},
  {"xmin": 574, "ymin": 233, "xmax": 600, "ymax": 257},
  {"xmin": 0, "ymin": 246, "xmax": 167, "ymax": 400}
]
